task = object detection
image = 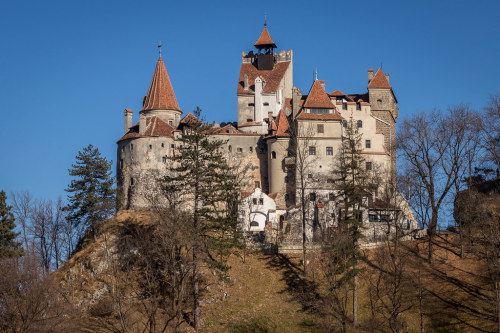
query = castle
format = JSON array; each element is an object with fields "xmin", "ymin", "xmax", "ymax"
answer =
[{"xmin": 117, "ymin": 24, "xmax": 416, "ymax": 243}]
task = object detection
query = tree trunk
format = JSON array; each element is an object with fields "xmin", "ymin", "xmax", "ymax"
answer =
[{"xmin": 353, "ymin": 264, "xmax": 358, "ymax": 328}]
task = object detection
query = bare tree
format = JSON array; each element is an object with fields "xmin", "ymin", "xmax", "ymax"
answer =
[
  {"xmin": 482, "ymin": 93, "xmax": 500, "ymax": 171},
  {"xmin": 398, "ymin": 105, "xmax": 480, "ymax": 262},
  {"xmin": 10, "ymin": 191, "xmax": 33, "ymax": 253}
]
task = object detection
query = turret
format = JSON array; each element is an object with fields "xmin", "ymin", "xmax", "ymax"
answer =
[{"xmin": 253, "ymin": 22, "xmax": 277, "ymax": 70}]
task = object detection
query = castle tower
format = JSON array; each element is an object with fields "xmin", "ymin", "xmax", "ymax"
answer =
[
  {"xmin": 237, "ymin": 23, "xmax": 293, "ymax": 134},
  {"xmin": 139, "ymin": 55, "xmax": 182, "ymax": 133},
  {"xmin": 367, "ymin": 67, "xmax": 398, "ymax": 183}
]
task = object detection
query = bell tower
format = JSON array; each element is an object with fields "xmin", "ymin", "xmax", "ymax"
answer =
[{"xmin": 254, "ymin": 21, "xmax": 277, "ymax": 70}]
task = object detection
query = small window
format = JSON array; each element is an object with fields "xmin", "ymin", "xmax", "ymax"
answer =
[
  {"xmin": 317, "ymin": 124, "xmax": 324, "ymax": 133},
  {"xmin": 369, "ymin": 214, "xmax": 378, "ymax": 222},
  {"xmin": 161, "ymin": 143, "xmax": 164, "ymax": 148},
  {"xmin": 249, "ymin": 146, "xmax": 253, "ymax": 152},
  {"xmin": 357, "ymin": 120, "xmax": 363, "ymax": 128},
  {"xmin": 329, "ymin": 193, "xmax": 334, "ymax": 201},
  {"xmin": 149, "ymin": 145, "xmax": 152, "ymax": 149},
  {"xmin": 259, "ymin": 198, "xmax": 264, "ymax": 205},
  {"xmin": 377, "ymin": 99, "xmax": 382, "ymax": 103},
  {"xmin": 255, "ymin": 181, "xmax": 260, "ymax": 189},
  {"xmin": 162, "ymin": 156, "xmax": 167, "ymax": 163},
  {"xmin": 326, "ymin": 147, "xmax": 333, "ymax": 156},
  {"xmin": 271, "ymin": 151, "xmax": 277, "ymax": 159},
  {"xmin": 309, "ymin": 146, "xmax": 316, "ymax": 155},
  {"xmin": 246, "ymin": 118, "xmax": 253, "ymax": 122},
  {"xmin": 309, "ymin": 193, "xmax": 316, "ymax": 201},
  {"xmin": 365, "ymin": 140, "xmax": 371, "ymax": 149},
  {"xmin": 250, "ymin": 221, "xmax": 259, "ymax": 227},
  {"xmin": 237, "ymin": 147, "xmax": 243, "ymax": 153},
  {"xmin": 252, "ymin": 198, "xmax": 258, "ymax": 205},
  {"xmin": 308, "ymin": 173, "xmax": 313, "ymax": 179},
  {"xmin": 171, "ymin": 144, "xmax": 175, "ymax": 149},
  {"xmin": 284, "ymin": 176, "xmax": 288, "ymax": 183},
  {"xmin": 130, "ymin": 144, "xmax": 134, "ymax": 150},
  {"xmin": 343, "ymin": 120, "xmax": 347, "ymax": 128},
  {"xmin": 356, "ymin": 103, "xmax": 361, "ymax": 110},
  {"xmin": 130, "ymin": 178, "xmax": 134, "ymax": 186},
  {"xmin": 366, "ymin": 162, "xmax": 372, "ymax": 170},
  {"xmin": 168, "ymin": 120, "xmax": 173, "ymax": 126},
  {"xmin": 342, "ymin": 103, "xmax": 347, "ymax": 110},
  {"xmin": 228, "ymin": 145, "xmax": 232, "ymax": 152},
  {"xmin": 248, "ymin": 103, "xmax": 255, "ymax": 107},
  {"xmin": 263, "ymin": 102, "xmax": 269, "ymax": 106},
  {"xmin": 120, "ymin": 159, "xmax": 123, "ymax": 169}
]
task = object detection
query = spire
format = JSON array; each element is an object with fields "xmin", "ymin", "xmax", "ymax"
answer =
[
  {"xmin": 254, "ymin": 21, "xmax": 277, "ymax": 49},
  {"xmin": 141, "ymin": 56, "xmax": 181, "ymax": 112},
  {"xmin": 367, "ymin": 67, "xmax": 391, "ymax": 89}
]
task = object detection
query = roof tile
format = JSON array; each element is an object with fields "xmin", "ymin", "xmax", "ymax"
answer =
[
  {"xmin": 142, "ymin": 57, "xmax": 181, "ymax": 112},
  {"xmin": 254, "ymin": 26, "xmax": 277, "ymax": 48},
  {"xmin": 237, "ymin": 62, "xmax": 290, "ymax": 95},
  {"xmin": 303, "ymin": 80, "xmax": 335, "ymax": 109},
  {"xmin": 367, "ymin": 67, "xmax": 391, "ymax": 89}
]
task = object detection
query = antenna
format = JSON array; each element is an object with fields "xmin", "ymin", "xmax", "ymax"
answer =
[{"xmin": 158, "ymin": 40, "xmax": 162, "ymax": 57}]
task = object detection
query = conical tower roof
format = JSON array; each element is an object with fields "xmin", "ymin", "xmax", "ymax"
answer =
[
  {"xmin": 254, "ymin": 26, "xmax": 277, "ymax": 49},
  {"xmin": 141, "ymin": 57, "xmax": 181, "ymax": 112},
  {"xmin": 368, "ymin": 67, "xmax": 391, "ymax": 89}
]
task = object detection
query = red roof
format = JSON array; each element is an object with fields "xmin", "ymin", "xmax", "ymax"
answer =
[
  {"xmin": 144, "ymin": 116, "xmax": 174, "ymax": 137},
  {"xmin": 254, "ymin": 26, "xmax": 277, "ymax": 48},
  {"xmin": 142, "ymin": 57, "xmax": 181, "ymax": 112},
  {"xmin": 329, "ymin": 90, "xmax": 345, "ymax": 97},
  {"xmin": 275, "ymin": 109, "xmax": 290, "ymax": 137},
  {"xmin": 237, "ymin": 62, "xmax": 290, "ymax": 95},
  {"xmin": 368, "ymin": 67, "xmax": 391, "ymax": 89},
  {"xmin": 296, "ymin": 112, "xmax": 344, "ymax": 121},
  {"xmin": 239, "ymin": 121, "xmax": 263, "ymax": 128},
  {"xmin": 124, "ymin": 108, "xmax": 133, "ymax": 113},
  {"xmin": 210, "ymin": 124, "xmax": 241, "ymax": 135},
  {"xmin": 117, "ymin": 132, "xmax": 143, "ymax": 143},
  {"xmin": 268, "ymin": 193, "xmax": 278, "ymax": 200},
  {"xmin": 241, "ymin": 191, "xmax": 253, "ymax": 199},
  {"xmin": 179, "ymin": 112, "xmax": 200, "ymax": 125},
  {"xmin": 303, "ymin": 80, "xmax": 335, "ymax": 109}
]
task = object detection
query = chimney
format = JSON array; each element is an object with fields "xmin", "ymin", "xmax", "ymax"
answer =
[
  {"xmin": 368, "ymin": 69, "xmax": 374, "ymax": 82},
  {"xmin": 139, "ymin": 112, "xmax": 146, "ymax": 135},
  {"xmin": 244, "ymin": 74, "xmax": 249, "ymax": 90},
  {"xmin": 385, "ymin": 73, "xmax": 390, "ymax": 83},
  {"xmin": 319, "ymin": 80, "xmax": 326, "ymax": 90},
  {"xmin": 292, "ymin": 87, "xmax": 302, "ymax": 119},
  {"xmin": 124, "ymin": 109, "xmax": 133, "ymax": 134}
]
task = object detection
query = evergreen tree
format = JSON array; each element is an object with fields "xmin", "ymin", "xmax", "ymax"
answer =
[
  {"xmin": 65, "ymin": 144, "xmax": 116, "ymax": 236},
  {"xmin": 163, "ymin": 107, "xmax": 244, "ymax": 330},
  {"xmin": 329, "ymin": 117, "xmax": 370, "ymax": 328},
  {"xmin": 0, "ymin": 190, "xmax": 23, "ymax": 258}
]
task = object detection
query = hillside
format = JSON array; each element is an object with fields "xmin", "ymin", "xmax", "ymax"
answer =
[{"xmin": 55, "ymin": 210, "xmax": 498, "ymax": 332}]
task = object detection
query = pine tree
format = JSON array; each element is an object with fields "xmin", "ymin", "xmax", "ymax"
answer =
[
  {"xmin": 65, "ymin": 144, "xmax": 116, "ymax": 237},
  {"xmin": 330, "ymin": 117, "xmax": 370, "ymax": 328},
  {"xmin": 0, "ymin": 190, "xmax": 23, "ymax": 258},
  {"xmin": 163, "ymin": 107, "xmax": 244, "ymax": 330}
]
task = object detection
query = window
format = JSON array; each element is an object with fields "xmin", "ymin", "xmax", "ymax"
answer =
[
  {"xmin": 309, "ymin": 193, "xmax": 316, "ymax": 201},
  {"xmin": 249, "ymin": 146, "xmax": 253, "ymax": 152},
  {"xmin": 250, "ymin": 221, "xmax": 259, "ymax": 227},
  {"xmin": 342, "ymin": 103, "xmax": 347, "ymax": 110},
  {"xmin": 130, "ymin": 178, "xmax": 134, "ymax": 186},
  {"xmin": 248, "ymin": 103, "xmax": 255, "ymax": 107},
  {"xmin": 246, "ymin": 118, "xmax": 253, "ymax": 122},
  {"xmin": 255, "ymin": 181, "xmax": 260, "ymax": 188},
  {"xmin": 356, "ymin": 103, "xmax": 361, "ymax": 110},
  {"xmin": 308, "ymin": 173, "xmax": 313, "ymax": 179},
  {"xmin": 310, "ymin": 108, "xmax": 330, "ymax": 114},
  {"xmin": 343, "ymin": 120, "xmax": 347, "ymax": 128},
  {"xmin": 309, "ymin": 146, "xmax": 316, "ymax": 155},
  {"xmin": 259, "ymin": 198, "xmax": 264, "ymax": 205},
  {"xmin": 329, "ymin": 192, "xmax": 334, "ymax": 201},
  {"xmin": 317, "ymin": 124, "xmax": 324, "ymax": 133},
  {"xmin": 161, "ymin": 143, "xmax": 164, "ymax": 148},
  {"xmin": 237, "ymin": 147, "xmax": 243, "ymax": 153},
  {"xmin": 365, "ymin": 140, "xmax": 371, "ymax": 149},
  {"xmin": 228, "ymin": 145, "xmax": 232, "ymax": 152},
  {"xmin": 284, "ymin": 176, "xmax": 288, "ymax": 183},
  {"xmin": 252, "ymin": 198, "xmax": 258, "ymax": 205},
  {"xmin": 357, "ymin": 120, "xmax": 363, "ymax": 128},
  {"xmin": 366, "ymin": 162, "xmax": 372, "ymax": 170},
  {"xmin": 171, "ymin": 144, "xmax": 175, "ymax": 149},
  {"xmin": 149, "ymin": 145, "xmax": 152, "ymax": 149},
  {"xmin": 377, "ymin": 99, "xmax": 382, "ymax": 103},
  {"xmin": 326, "ymin": 147, "xmax": 333, "ymax": 155},
  {"xmin": 130, "ymin": 144, "xmax": 134, "ymax": 150},
  {"xmin": 369, "ymin": 214, "xmax": 378, "ymax": 222},
  {"xmin": 162, "ymin": 156, "xmax": 167, "ymax": 163},
  {"xmin": 263, "ymin": 102, "xmax": 269, "ymax": 106},
  {"xmin": 168, "ymin": 120, "xmax": 173, "ymax": 126},
  {"xmin": 271, "ymin": 151, "xmax": 276, "ymax": 159}
]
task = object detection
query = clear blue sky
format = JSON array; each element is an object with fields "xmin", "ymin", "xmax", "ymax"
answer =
[{"xmin": 1, "ymin": 0, "xmax": 499, "ymax": 202}]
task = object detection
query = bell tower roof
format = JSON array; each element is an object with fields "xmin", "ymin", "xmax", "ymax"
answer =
[
  {"xmin": 254, "ymin": 24, "xmax": 277, "ymax": 49},
  {"xmin": 141, "ymin": 56, "xmax": 181, "ymax": 112}
]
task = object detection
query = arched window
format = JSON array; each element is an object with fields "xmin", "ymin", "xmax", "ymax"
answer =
[
  {"xmin": 228, "ymin": 145, "xmax": 232, "ymax": 152},
  {"xmin": 271, "ymin": 151, "xmax": 277, "ymax": 159},
  {"xmin": 357, "ymin": 120, "xmax": 363, "ymax": 128},
  {"xmin": 250, "ymin": 221, "xmax": 259, "ymax": 227}
]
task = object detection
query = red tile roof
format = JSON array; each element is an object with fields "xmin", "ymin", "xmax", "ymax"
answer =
[
  {"xmin": 142, "ymin": 57, "xmax": 181, "ymax": 112},
  {"xmin": 254, "ymin": 26, "xmax": 277, "ymax": 48},
  {"xmin": 241, "ymin": 191, "xmax": 253, "ymax": 199},
  {"xmin": 296, "ymin": 112, "xmax": 344, "ymax": 121},
  {"xmin": 239, "ymin": 121, "xmax": 263, "ymax": 128},
  {"xmin": 124, "ymin": 108, "xmax": 133, "ymax": 113},
  {"xmin": 237, "ymin": 62, "xmax": 291, "ymax": 95},
  {"xmin": 144, "ymin": 116, "xmax": 174, "ymax": 137},
  {"xmin": 329, "ymin": 90, "xmax": 345, "ymax": 97},
  {"xmin": 117, "ymin": 132, "xmax": 143, "ymax": 143},
  {"xmin": 275, "ymin": 109, "xmax": 290, "ymax": 137},
  {"xmin": 303, "ymin": 80, "xmax": 335, "ymax": 109},
  {"xmin": 179, "ymin": 112, "xmax": 200, "ymax": 125},
  {"xmin": 268, "ymin": 193, "xmax": 278, "ymax": 200},
  {"xmin": 367, "ymin": 67, "xmax": 391, "ymax": 89},
  {"xmin": 210, "ymin": 124, "xmax": 241, "ymax": 135}
]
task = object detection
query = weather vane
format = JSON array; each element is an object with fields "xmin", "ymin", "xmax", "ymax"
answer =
[
  {"xmin": 158, "ymin": 40, "xmax": 162, "ymax": 57},
  {"xmin": 264, "ymin": 13, "xmax": 267, "ymax": 27}
]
